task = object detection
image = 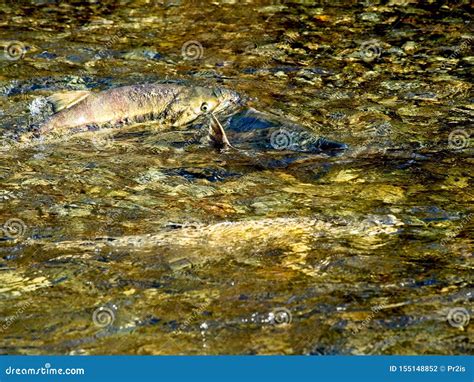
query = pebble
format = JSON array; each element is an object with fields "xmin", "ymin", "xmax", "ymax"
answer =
[{"xmin": 402, "ymin": 41, "xmax": 417, "ymax": 54}]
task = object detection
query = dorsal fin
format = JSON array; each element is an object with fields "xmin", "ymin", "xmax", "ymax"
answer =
[
  {"xmin": 47, "ymin": 90, "xmax": 91, "ymax": 112},
  {"xmin": 208, "ymin": 114, "xmax": 234, "ymax": 151}
]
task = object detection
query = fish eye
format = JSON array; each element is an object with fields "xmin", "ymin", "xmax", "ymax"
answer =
[{"xmin": 200, "ymin": 102, "xmax": 209, "ymax": 112}]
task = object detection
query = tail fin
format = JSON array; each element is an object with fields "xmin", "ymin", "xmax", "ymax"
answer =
[{"xmin": 47, "ymin": 90, "xmax": 91, "ymax": 113}]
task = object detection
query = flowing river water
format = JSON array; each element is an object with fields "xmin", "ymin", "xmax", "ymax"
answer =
[{"xmin": 0, "ymin": 0, "xmax": 472, "ymax": 355}]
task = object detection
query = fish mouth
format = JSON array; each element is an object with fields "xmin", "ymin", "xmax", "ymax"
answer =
[{"xmin": 212, "ymin": 88, "xmax": 244, "ymax": 118}]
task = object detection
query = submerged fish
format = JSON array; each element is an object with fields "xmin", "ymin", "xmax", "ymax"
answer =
[
  {"xmin": 32, "ymin": 215, "xmax": 402, "ymax": 277},
  {"xmin": 207, "ymin": 108, "xmax": 348, "ymax": 162},
  {"xmin": 15, "ymin": 81, "xmax": 347, "ymax": 161},
  {"xmin": 33, "ymin": 83, "xmax": 241, "ymax": 137}
]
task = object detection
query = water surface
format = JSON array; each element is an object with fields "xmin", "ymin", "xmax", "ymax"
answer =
[{"xmin": 0, "ymin": 0, "xmax": 472, "ymax": 355}]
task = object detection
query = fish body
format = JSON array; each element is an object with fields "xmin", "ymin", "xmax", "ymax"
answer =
[
  {"xmin": 208, "ymin": 108, "xmax": 348, "ymax": 158},
  {"xmin": 38, "ymin": 83, "xmax": 241, "ymax": 136},
  {"xmin": 21, "ymin": 82, "xmax": 347, "ymax": 160}
]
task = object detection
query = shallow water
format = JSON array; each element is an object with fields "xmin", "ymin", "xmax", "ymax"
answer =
[{"xmin": 0, "ymin": 0, "xmax": 472, "ymax": 355}]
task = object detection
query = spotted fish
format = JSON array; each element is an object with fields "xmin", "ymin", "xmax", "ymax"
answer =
[{"xmin": 34, "ymin": 83, "xmax": 241, "ymax": 137}]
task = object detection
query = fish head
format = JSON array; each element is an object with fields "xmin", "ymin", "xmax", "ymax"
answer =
[{"xmin": 171, "ymin": 86, "xmax": 242, "ymax": 127}]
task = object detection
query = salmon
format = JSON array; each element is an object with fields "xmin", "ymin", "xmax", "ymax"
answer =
[{"xmin": 36, "ymin": 83, "xmax": 241, "ymax": 137}]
